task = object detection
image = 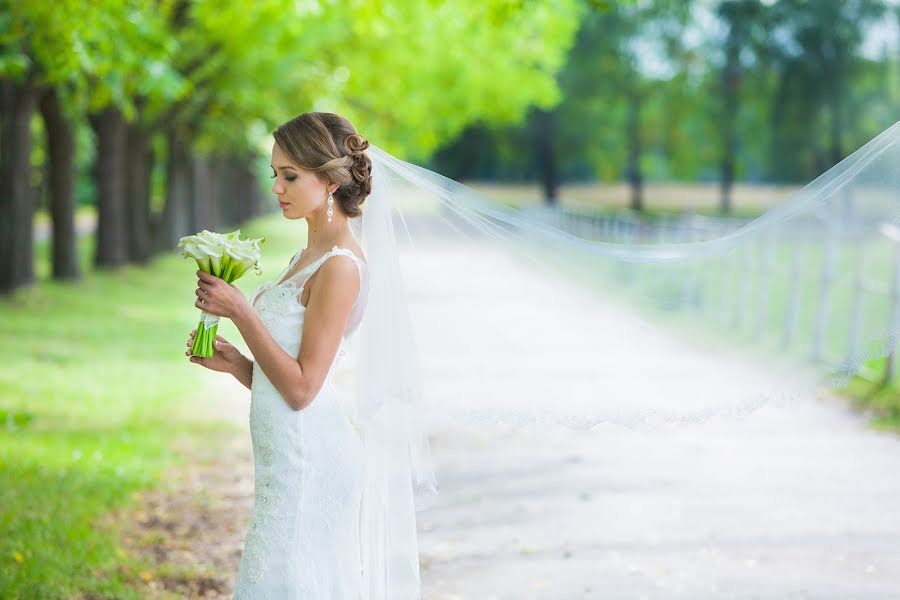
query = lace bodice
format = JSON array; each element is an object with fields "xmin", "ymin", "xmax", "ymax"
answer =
[
  {"xmin": 249, "ymin": 245, "xmax": 368, "ymax": 367},
  {"xmin": 250, "ymin": 245, "xmax": 368, "ymax": 336}
]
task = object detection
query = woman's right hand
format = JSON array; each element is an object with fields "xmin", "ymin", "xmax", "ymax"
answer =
[{"xmin": 186, "ymin": 329, "xmax": 244, "ymax": 374}]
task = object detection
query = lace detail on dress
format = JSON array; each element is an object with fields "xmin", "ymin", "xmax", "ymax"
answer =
[
  {"xmin": 255, "ymin": 283, "xmax": 305, "ymax": 331},
  {"xmin": 233, "ymin": 244, "xmax": 368, "ymax": 599},
  {"xmin": 242, "ymin": 401, "xmax": 283, "ymax": 585},
  {"xmin": 253, "ymin": 245, "xmax": 367, "ymax": 340}
]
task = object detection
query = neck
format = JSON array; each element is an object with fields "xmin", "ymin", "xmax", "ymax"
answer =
[{"xmin": 304, "ymin": 205, "xmax": 349, "ymax": 252}]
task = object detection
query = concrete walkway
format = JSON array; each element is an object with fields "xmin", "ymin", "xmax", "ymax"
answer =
[{"xmin": 397, "ymin": 238, "xmax": 900, "ymax": 599}]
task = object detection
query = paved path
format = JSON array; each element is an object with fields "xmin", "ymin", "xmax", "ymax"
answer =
[{"xmin": 395, "ymin": 238, "xmax": 900, "ymax": 599}]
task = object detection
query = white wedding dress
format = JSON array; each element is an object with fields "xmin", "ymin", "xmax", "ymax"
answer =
[{"xmin": 233, "ymin": 245, "xmax": 369, "ymax": 600}]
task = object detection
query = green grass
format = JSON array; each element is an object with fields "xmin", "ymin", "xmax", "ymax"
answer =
[
  {"xmin": 840, "ymin": 372, "xmax": 900, "ymax": 431},
  {"xmin": 0, "ymin": 211, "xmax": 304, "ymax": 599}
]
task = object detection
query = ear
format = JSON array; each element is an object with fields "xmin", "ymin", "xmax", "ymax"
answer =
[{"xmin": 328, "ymin": 182, "xmax": 340, "ymax": 195}]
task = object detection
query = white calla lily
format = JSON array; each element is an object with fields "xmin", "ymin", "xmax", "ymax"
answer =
[{"xmin": 180, "ymin": 229, "xmax": 265, "ymax": 358}]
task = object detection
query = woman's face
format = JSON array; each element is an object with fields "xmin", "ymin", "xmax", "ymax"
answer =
[{"xmin": 270, "ymin": 142, "xmax": 332, "ymax": 219}]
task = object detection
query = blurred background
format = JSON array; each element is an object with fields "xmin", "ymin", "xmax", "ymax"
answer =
[{"xmin": 1, "ymin": 0, "xmax": 899, "ymax": 598}]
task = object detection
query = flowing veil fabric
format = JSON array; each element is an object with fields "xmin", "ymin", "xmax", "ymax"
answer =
[
  {"xmin": 349, "ymin": 152, "xmax": 437, "ymax": 599},
  {"xmin": 346, "ymin": 120, "xmax": 900, "ymax": 598}
]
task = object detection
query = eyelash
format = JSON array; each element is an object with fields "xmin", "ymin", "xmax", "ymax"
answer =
[{"xmin": 271, "ymin": 174, "xmax": 296, "ymax": 182}]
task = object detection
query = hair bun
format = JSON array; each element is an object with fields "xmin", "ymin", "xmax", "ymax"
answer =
[{"xmin": 345, "ymin": 133, "xmax": 369, "ymax": 156}]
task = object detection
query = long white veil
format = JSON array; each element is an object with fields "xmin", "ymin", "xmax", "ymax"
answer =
[
  {"xmin": 351, "ymin": 151, "xmax": 437, "ymax": 599},
  {"xmin": 348, "ymin": 120, "xmax": 900, "ymax": 597}
]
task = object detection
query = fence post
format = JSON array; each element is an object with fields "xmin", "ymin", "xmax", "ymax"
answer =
[
  {"xmin": 782, "ymin": 241, "xmax": 803, "ymax": 350},
  {"xmin": 681, "ymin": 222, "xmax": 701, "ymax": 310},
  {"xmin": 733, "ymin": 242, "xmax": 754, "ymax": 331},
  {"xmin": 879, "ymin": 224, "xmax": 900, "ymax": 383},
  {"xmin": 847, "ymin": 236, "xmax": 867, "ymax": 367},
  {"xmin": 812, "ymin": 223, "xmax": 837, "ymax": 362},
  {"xmin": 755, "ymin": 233, "xmax": 776, "ymax": 341}
]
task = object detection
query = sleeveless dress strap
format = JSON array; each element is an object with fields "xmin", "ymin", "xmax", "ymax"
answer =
[
  {"xmin": 254, "ymin": 246, "xmax": 366, "ymax": 311},
  {"xmin": 296, "ymin": 246, "xmax": 365, "ymax": 294}
]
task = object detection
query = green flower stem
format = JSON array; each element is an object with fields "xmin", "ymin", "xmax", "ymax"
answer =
[
  {"xmin": 191, "ymin": 313, "xmax": 219, "ymax": 358},
  {"xmin": 205, "ymin": 322, "xmax": 219, "ymax": 356},
  {"xmin": 191, "ymin": 321, "xmax": 206, "ymax": 356},
  {"xmin": 221, "ymin": 258, "xmax": 236, "ymax": 282},
  {"xmin": 190, "ymin": 316, "xmax": 219, "ymax": 358}
]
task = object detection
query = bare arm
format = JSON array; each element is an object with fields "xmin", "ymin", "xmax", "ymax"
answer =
[
  {"xmin": 230, "ymin": 256, "xmax": 359, "ymax": 410},
  {"xmin": 292, "ymin": 256, "xmax": 360, "ymax": 409},
  {"xmin": 230, "ymin": 354, "xmax": 254, "ymax": 390},
  {"xmin": 231, "ymin": 307, "xmax": 307, "ymax": 409}
]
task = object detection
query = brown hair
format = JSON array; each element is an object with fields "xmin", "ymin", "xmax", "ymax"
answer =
[{"xmin": 272, "ymin": 112, "xmax": 372, "ymax": 218}]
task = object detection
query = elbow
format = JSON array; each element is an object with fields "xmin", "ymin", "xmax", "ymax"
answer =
[
  {"xmin": 287, "ymin": 379, "xmax": 322, "ymax": 412},
  {"xmin": 288, "ymin": 390, "xmax": 309, "ymax": 412}
]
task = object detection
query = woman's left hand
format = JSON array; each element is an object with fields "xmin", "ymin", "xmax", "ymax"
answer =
[{"xmin": 195, "ymin": 270, "xmax": 250, "ymax": 321}]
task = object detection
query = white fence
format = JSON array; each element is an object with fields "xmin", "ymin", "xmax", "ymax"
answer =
[{"xmin": 525, "ymin": 204, "xmax": 900, "ymax": 384}]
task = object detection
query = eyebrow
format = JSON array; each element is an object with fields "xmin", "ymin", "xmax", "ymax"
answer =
[{"xmin": 270, "ymin": 164, "xmax": 298, "ymax": 171}]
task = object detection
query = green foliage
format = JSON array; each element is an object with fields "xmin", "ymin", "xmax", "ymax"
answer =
[
  {"xmin": 328, "ymin": 0, "xmax": 584, "ymax": 160},
  {"xmin": 1, "ymin": 1, "xmax": 187, "ymax": 120},
  {"xmin": 6, "ymin": 0, "xmax": 583, "ymax": 166},
  {"xmin": 428, "ymin": 0, "xmax": 900, "ymax": 187}
]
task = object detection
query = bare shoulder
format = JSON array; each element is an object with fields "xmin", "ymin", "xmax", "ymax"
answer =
[
  {"xmin": 300, "ymin": 248, "xmax": 363, "ymax": 308},
  {"xmin": 322, "ymin": 252, "xmax": 362, "ymax": 277},
  {"xmin": 317, "ymin": 254, "xmax": 361, "ymax": 294}
]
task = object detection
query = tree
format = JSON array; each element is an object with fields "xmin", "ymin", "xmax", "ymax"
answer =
[
  {"xmin": 768, "ymin": 0, "xmax": 887, "ymax": 180},
  {"xmin": 715, "ymin": 0, "xmax": 769, "ymax": 213}
]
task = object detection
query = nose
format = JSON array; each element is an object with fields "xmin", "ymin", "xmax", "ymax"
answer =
[{"xmin": 272, "ymin": 181, "xmax": 284, "ymax": 195}]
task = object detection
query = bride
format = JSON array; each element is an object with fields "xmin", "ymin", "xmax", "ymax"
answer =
[{"xmin": 183, "ymin": 111, "xmax": 432, "ymax": 599}]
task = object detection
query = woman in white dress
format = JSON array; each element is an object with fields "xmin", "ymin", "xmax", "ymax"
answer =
[{"xmin": 183, "ymin": 112, "xmax": 428, "ymax": 599}]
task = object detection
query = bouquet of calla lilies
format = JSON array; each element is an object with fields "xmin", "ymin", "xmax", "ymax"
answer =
[{"xmin": 179, "ymin": 229, "xmax": 265, "ymax": 358}]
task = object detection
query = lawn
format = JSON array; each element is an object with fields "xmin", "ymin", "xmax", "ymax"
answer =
[{"xmin": 0, "ymin": 211, "xmax": 302, "ymax": 599}]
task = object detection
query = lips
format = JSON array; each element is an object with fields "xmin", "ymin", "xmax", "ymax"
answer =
[{"xmin": 279, "ymin": 201, "xmax": 289, "ymax": 208}]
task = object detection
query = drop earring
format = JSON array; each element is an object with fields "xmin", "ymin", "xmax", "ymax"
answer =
[{"xmin": 327, "ymin": 192, "xmax": 334, "ymax": 223}]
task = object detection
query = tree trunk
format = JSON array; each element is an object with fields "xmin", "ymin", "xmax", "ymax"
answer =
[
  {"xmin": 0, "ymin": 78, "xmax": 41, "ymax": 293},
  {"xmin": 154, "ymin": 126, "xmax": 193, "ymax": 253},
  {"xmin": 39, "ymin": 86, "xmax": 81, "ymax": 281},
  {"xmin": 250, "ymin": 167, "xmax": 266, "ymax": 218},
  {"xmin": 236, "ymin": 157, "xmax": 260, "ymax": 223},
  {"xmin": 234, "ymin": 158, "xmax": 249, "ymax": 225},
  {"xmin": 124, "ymin": 121, "xmax": 154, "ymax": 264},
  {"xmin": 215, "ymin": 155, "xmax": 236, "ymax": 230},
  {"xmin": 626, "ymin": 86, "xmax": 643, "ymax": 212},
  {"xmin": 811, "ymin": 110, "xmax": 826, "ymax": 177},
  {"xmin": 89, "ymin": 107, "xmax": 129, "ymax": 268},
  {"xmin": 191, "ymin": 154, "xmax": 215, "ymax": 232},
  {"xmin": 720, "ymin": 36, "xmax": 740, "ymax": 215},
  {"xmin": 534, "ymin": 109, "xmax": 558, "ymax": 205},
  {"xmin": 221, "ymin": 154, "xmax": 249, "ymax": 229},
  {"xmin": 209, "ymin": 154, "xmax": 226, "ymax": 230},
  {"xmin": 828, "ymin": 54, "xmax": 844, "ymax": 167}
]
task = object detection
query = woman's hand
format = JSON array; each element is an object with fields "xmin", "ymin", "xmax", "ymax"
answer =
[
  {"xmin": 195, "ymin": 270, "xmax": 250, "ymax": 321},
  {"xmin": 186, "ymin": 329, "xmax": 245, "ymax": 373}
]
